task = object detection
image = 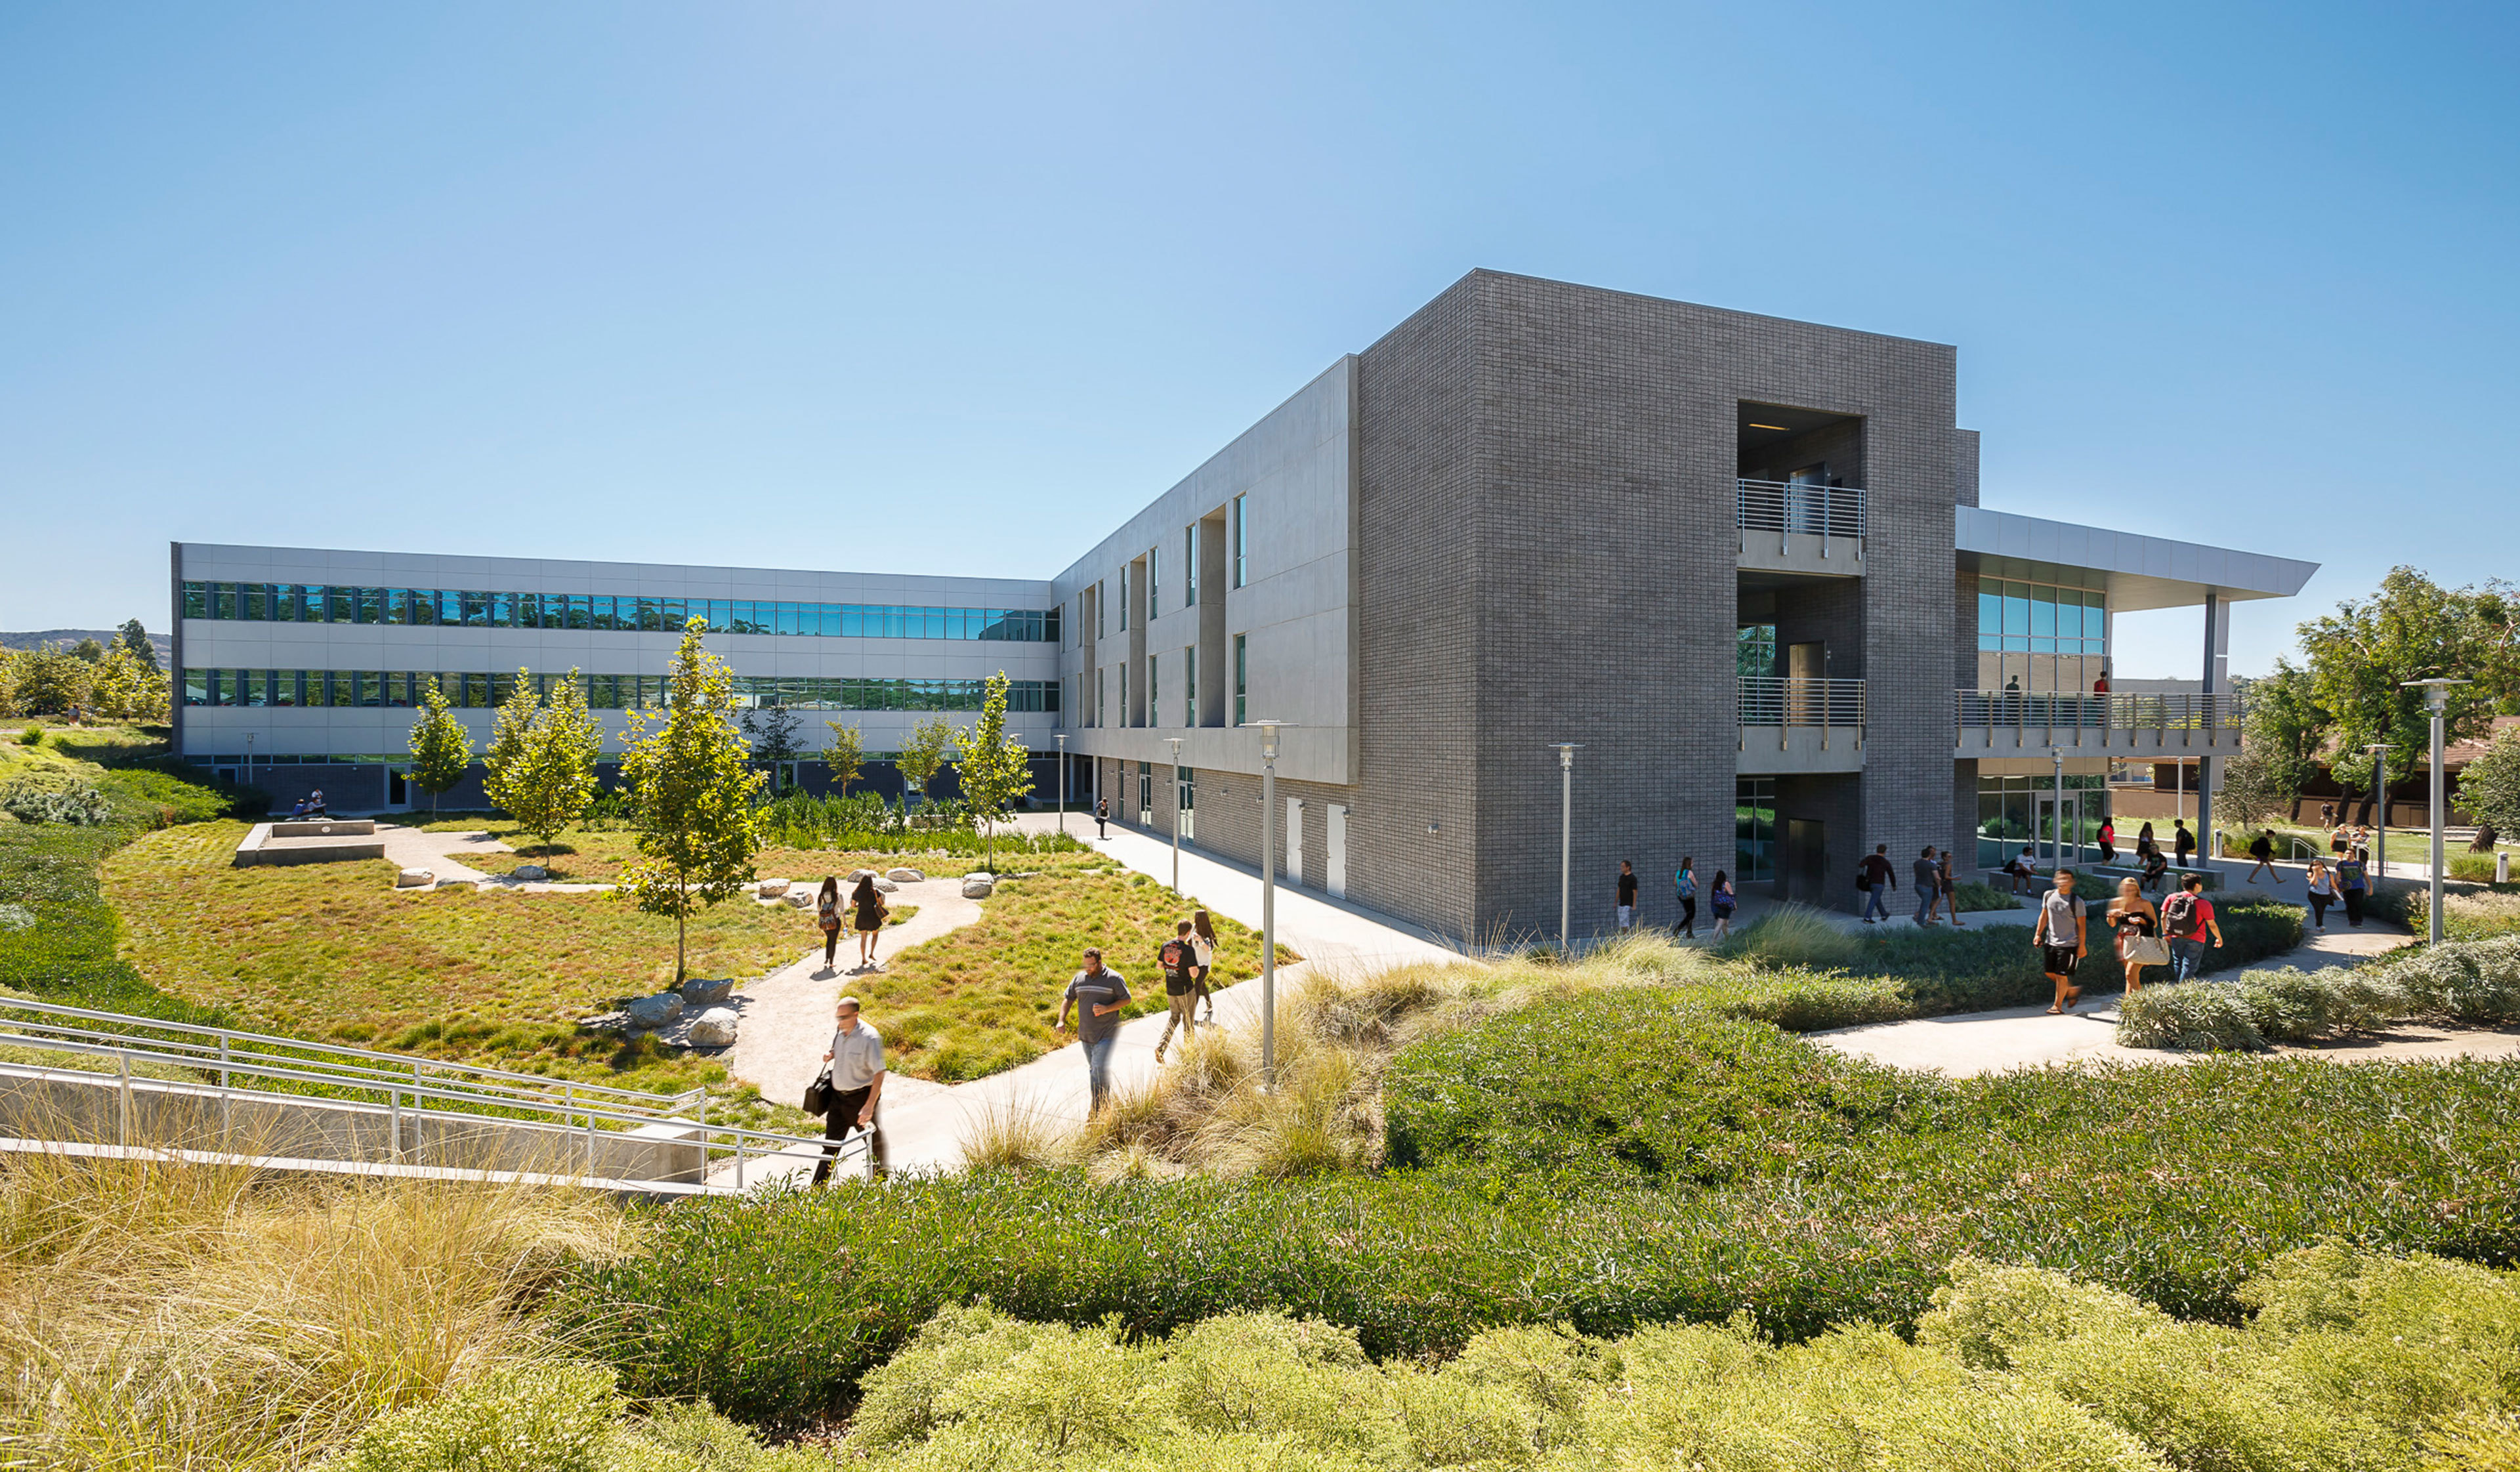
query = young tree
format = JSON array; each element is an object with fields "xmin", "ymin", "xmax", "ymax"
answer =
[
  {"xmin": 116, "ymin": 619, "xmax": 158, "ymax": 669},
  {"xmin": 954, "ymin": 672, "xmax": 1036, "ymax": 873},
  {"xmin": 2216, "ymin": 746, "xmax": 2290, "ymax": 831},
  {"xmin": 740, "ymin": 701, "xmax": 806, "ymax": 792},
  {"xmin": 619, "ymin": 619, "xmax": 766, "ymax": 984},
  {"xmin": 2459, "ymin": 726, "xmax": 2520, "ymax": 839},
  {"xmin": 895, "ymin": 715, "xmax": 958, "ymax": 814},
  {"xmin": 88, "ymin": 644, "xmax": 169, "ymax": 723},
  {"xmin": 823, "ymin": 719, "xmax": 865, "ymax": 797},
  {"xmin": 482, "ymin": 669, "xmax": 604, "ymax": 856},
  {"xmin": 68, "ymin": 638, "xmax": 105, "ymax": 664},
  {"xmin": 406, "ymin": 681, "xmax": 473, "ymax": 819},
  {"xmin": 5, "ymin": 646, "xmax": 94, "ymax": 717}
]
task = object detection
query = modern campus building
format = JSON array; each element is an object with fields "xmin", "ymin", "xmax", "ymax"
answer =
[{"xmin": 174, "ymin": 270, "xmax": 2317, "ymax": 938}]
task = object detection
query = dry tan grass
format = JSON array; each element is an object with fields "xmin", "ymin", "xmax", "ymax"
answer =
[
  {"xmin": 1068, "ymin": 934, "xmax": 1707, "ymax": 1178},
  {"xmin": 0, "ymin": 1113, "xmax": 630, "ymax": 1472}
]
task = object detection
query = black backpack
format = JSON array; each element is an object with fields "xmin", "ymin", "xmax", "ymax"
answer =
[{"xmin": 2162, "ymin": 892, "xmax": 2202, "ymax": 938}]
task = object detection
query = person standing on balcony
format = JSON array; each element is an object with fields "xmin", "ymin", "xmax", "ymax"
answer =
[
  {"xmin": 2092, "ymin": 669, "xmax": 2111, "ymax": 695},
  {"xmin": 1858, "ymin": 845, "xmax": 1894, "ymax": 923},
  {"xmin": 1912, "ymin": 845, "xmax": 1940, "ymax": 926}
]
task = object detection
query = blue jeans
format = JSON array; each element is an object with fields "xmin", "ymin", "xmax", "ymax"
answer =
[
  {"xmin": 1862, "ymin": 887, "xmax": 1888, "ymax": 921},
  {"xmin": 1082, "ymin": 1034, "xmax": 1118, "ymax": 1110},
  {"xmin": 2169, "ymin": 938, "xmax": 2206, "ymax": 984},
  {"xmin": 1915, "ymin": 887, "xmax": 1936, "ymax": 923}
]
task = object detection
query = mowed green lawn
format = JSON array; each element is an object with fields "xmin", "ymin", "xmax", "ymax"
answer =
[
  {"xmin": 102, "ymin": 821, "xmax": 830, "ymax": 1091},
  {"xmin": 417, "ymin": 817, "xmax": 1055, "ymax": 885},
  {"xmin": 859, "ymin": 862, "xmax": 1295, "ymax": 1082}
]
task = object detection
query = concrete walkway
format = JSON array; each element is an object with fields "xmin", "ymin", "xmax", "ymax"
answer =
[
  {"xmin": 1811, "ymin": 921, "xmax": 2520, "ymax": 1075},
  {"xmin": 708, "ymin": 825, "xmax": 1473, "ymax": 1185}
]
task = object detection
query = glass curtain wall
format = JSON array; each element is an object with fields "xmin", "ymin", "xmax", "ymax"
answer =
[
  {"xmin": 1734, "ymin": 777, "xmax": 1776, "ymax": 884},
  {"xmin": 1975, "ymin": 772, "xmax": 2112, "ymax": 869},
  {"xmin": 1972, "ymin": 562, "xmax": 2108, "ymax": 694}
]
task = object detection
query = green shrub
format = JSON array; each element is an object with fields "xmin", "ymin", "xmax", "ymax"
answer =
[
  {"xmin": 560, "ymin": 1054, "xmax": 2520, "ymax": 1423},
  {"xmin": 1381, "ymin": 991, "xmax": 1928, "ymax": 1185},
  {"xmin": 326, "ymin": 1360, "xmax": 819, "ymax": 1472},
  {"xmin": 2114, "ymin": 963, "xmax": 2418, "ymax": 1051},
  {"xmin": 2383, "ymin": 936, "xmax": 2520, "ymax": 1024},
  {"xmin": 1710, "ymin": 902, "xmax": 1860, "ymax": 970},
  {"xmin": 2406, "ymin": 887, "xmax": 2520, "ymax": 944},
  {"xmin": 1951, "ymin": 879, "xmax": 2020, "ymax": 912},
  {"xmin": 0, "ymin": 773, "xmax": 114, "ymax": 825},
  {"xmin": 2116, "ymin": 980, "xmax": 2269, "ymax": 1050}
]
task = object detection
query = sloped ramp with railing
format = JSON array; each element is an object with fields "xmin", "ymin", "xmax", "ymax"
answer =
[{"xmin": 0, "ymin": 998, "xmax": 866, "ymax": 1196}]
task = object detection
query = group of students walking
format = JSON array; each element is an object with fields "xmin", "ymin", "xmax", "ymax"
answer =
[
  {"xmin": 1851, "ymin": 845, "xmax": 1970, "ymax": 927},
  {"xmin": 1619, "ymin": 858, "xmax": 1736, "ymax": 941},
  {"xmin": 812, "ymin": 873, "xmax": 894, "ymax": 973},
  {"xmin": 1053, "ymin": 910, "xmax": 1224, "ymax": 1111}
]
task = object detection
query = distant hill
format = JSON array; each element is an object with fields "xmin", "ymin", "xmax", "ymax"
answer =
[{"xmin": 0, "ymin": 629, "xmax": 173, "ymax": 664}]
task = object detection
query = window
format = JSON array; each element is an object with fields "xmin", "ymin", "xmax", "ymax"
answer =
[
  {"xmin": 1119, "ymin": 568, "xmax": 1129, "ymax": 632},
  {"xmin": 1097, "ymin": 582, "xmax": 1106, "ymax": 639},
  {"xmin": 1146, "ymin": 654, "xmax": 1158, "ymax": 727},
  {"xmin": 1147, "ymin": 547, "xmax": 1160, "ymax": 613},
  {"xmin": 1183, "ymin": 645, "xmax": 1198, "ymax": 727},
  {"xmin": 1735, "ymin": 777, "xmax": 1776, "ymax": 885},
  {"xmin": 1233, "ymin": 634, "xmax": 1247, "ymax": 726},
  {"xmin": 1232, "ymin": 495, "xmax": 1248, "ymax": 587},
  {"xmin": 182, "ymin": 581, "xmax": 207, "ymax": 619},
  {"xmin": 1177, "ymin": 766, "xmax": 1195, "ymax": 840},
  {"xmin": 1138, "ymin": 761, "xmax": 1153, "ymax": 826},
  {"xmin": 1185, "ymin": 525, "xmax": 1200, "ymax": 608},
  {"xmin": 1736, "ymin": 625, "xmax": 1777, "ymax": 681}
]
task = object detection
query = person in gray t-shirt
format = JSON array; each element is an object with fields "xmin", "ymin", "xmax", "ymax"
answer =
[
  {"xmin": 1057, "ymin": 947, "xmax": 1133, "ymax": 1111},
  {"xmin": 1912, "ymin": 847, "xmax": 1941, "ymax": 926}
]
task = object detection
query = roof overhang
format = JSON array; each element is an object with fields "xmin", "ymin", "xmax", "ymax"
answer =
[{"xmin": 1954, "ymin": 507, "xmax": 2319, "ymax": 613}]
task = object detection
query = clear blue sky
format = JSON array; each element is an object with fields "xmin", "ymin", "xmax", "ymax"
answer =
[{"xmin": 3, "ymin": 1, "xmax": 2513, "ymax": 679}]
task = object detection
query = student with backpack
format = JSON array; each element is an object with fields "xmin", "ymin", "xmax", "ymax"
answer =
[
  {"xmin": 1673, "ymin": 858, "xmax": 1699, "ymax": 939},
  {"xmin": 1857, "ymin": 844, "xmax": 1894, "ymax": 923},
  {"xmin": 1188, "ymin": 910, "xmax": 1219, "ymax": 1023},
  {"xmin": 2246, "ymin": 829, "xmax": 2284, "ymax": 885},
  {"xmin": 1153, "ymin": 921, "xmax": 1199, "ymax": 1063},
  {"xmin": 1708, "ymin": 870, "xmax": 1736, "ymax": 941},
  {"xmin": 2336, "ymin": 851, "xmax": 2369, "ymax": 927},
  {"xmin": 2160, "ymin": 874, "xmax": 2223, "ymax": 983}
]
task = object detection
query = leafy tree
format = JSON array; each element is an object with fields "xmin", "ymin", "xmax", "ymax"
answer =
[
  {"xmin": 2300, "ymin": 568, "xmax": 2504, "ymax": 795},
  {"xmin": 88, "ymin": 644, "xmax": 169, "ymax": 723},
  {"xmin": 116, "ymin": 619, "xmax": 158, "ymax": 669},
  {"xmin": 2235, "ymin": 664, "xmax": 2321, "ymax": 802},
  {"xmin": 68, "ymin": 638, "xmax": 105, "ymax": 664},
  {"xmin": 954, "ymin": 672, "xmax": 1036, "ymax": 873},
  {"xmin": 896, "ymin": 715, "xmax": 958, "ymax": 813},
  {"xmin": 619, "ymin": 619, "xmax": 766, "ymax": 984},
  {"xmin": 2459, "ymin": 726, "xmax": 2520, "ymax": 839},
  {"xmin": 482, "ymin": 669, "xmax": 604, "ymax": 856},
  {"xmin": 823, "ymin": 719, "xmax": 865, "ymax": 797},
  {"xmin": 740, "ymin": 702, "xmax": 805, "ymax": 792},
  {"xmin": 405, "ymin": 681, "xmax": 473, "ymax": 819},
  {"xmin": 2216, "ymin": 746, "xmax": 2290, "ymax": 831},
  {"xmin": 4, "ymin": 646, "xmax": 94, "ymax": 717}
]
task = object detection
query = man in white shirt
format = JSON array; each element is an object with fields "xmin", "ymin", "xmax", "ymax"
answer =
[{"xmin": 813, "ymin": 995, "xmax": 887, "ymax": 1183}]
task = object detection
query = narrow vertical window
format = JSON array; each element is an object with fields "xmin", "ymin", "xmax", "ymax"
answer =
[
  {"xmin": 1120, "ymin": 663, "xmax": 1130, "ymax": 727},
  {"xmin": 1184, "ymin": 645, "xmax": 1198, "ymax": 727},
  {"xmin": 1233, "ymin": 634, "xmax": 1247, "ymax": 726},
  {"xmin": 1147, "ymin": 653, "xmax": 1159, "ymax": 726},
  {"xmin": 1185, "ymin": 526, "xmax": 1200, "ymax": 608},
  {"xmin": 1232, "ymin": 495, "xmax": 1248, "ymax": 588},
  {"xmin": 1148, "ymin": 548, "xmax": 1160, "ymax": 612},
  {"xmin": 1119, "ymin": 569, "xmax": 1129, "ymax": 631}
]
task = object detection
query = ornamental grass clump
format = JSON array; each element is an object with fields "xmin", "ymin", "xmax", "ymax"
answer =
[{"xmin": 1712, "ymin": 901, "xmax": 1861, "ymax": 971}]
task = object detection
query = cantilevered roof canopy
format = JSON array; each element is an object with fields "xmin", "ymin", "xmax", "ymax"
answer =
[{"xmin": 1954, "ymin": 506, "xmax": 2319, "ymax": 613}]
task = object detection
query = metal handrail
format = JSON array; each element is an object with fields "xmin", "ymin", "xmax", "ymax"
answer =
[
  {"xmin": 1954, "ymin": 689, "xmax": 2245, "ymax": 736},
  {"xmin": 1736, "ymin": 478, "xmax": 1866, "ymax": 539},
  {"xmin": 1738, "ymin": 677, "xmax": 1866, "ymax": 728},
  {"xmin": 0, "ymin": 996, "xmax": 701, "ymax": 1110}
]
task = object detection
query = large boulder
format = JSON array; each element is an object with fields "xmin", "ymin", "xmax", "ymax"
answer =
[
  {"xmin": 436, "ymin": 878, "xmax": 479, "ymax": 893},
  {"xmin": 786, "ymin": 891, "xmax": 814, "ymax": 909},
  {"xmin": 961, "ymin": 872, "xmax": 996, "ymax": 900},
  {"xmin": 511, "ymin": 864, "xmax": 549, "ymax": 882},
  {"xmin": 681, "ymin": 977, "xmax": 735, "ymax": 1007},
  {"xmin": 623, "ymin": 992, "xmax": 684, "ymax": 1029},
  {"xmin": 758, "ymin": 878, "xmax": 792, "ymax": 898},
  {"xmin": 887, "ymin": 867, "xmax": 925, "ymax": 884},
  {"xmin": 685, "ymin": 1007, "xmax": 740, "ymax": 1048},
  {"xmin": 394, "ymin": 868, "xmax": 434, "ymax": 889},
  {"xmin": 848, "ymin": 868, "xmax": 877, "ymax": 883},
  {"xmin": 873, "ymin": 877, "xmax": 898, "ymax": 894}
]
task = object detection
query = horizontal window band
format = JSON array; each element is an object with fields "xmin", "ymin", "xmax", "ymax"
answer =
[
  {"xmin": 179, "ymin": 582, "xmax": 1059, "ymax": 643},
  {"xmin": 177, "ymin": 669, "xmax": 1059, "ymax": 715}
]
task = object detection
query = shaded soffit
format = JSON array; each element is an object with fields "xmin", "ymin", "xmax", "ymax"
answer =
[{"xmin": 1954, "ymin": 507, "xmax": 2320, "ymax": 613}]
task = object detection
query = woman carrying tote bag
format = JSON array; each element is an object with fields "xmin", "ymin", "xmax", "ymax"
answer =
[
  {"xmin": 2108, "ymin": 877, "xmax": 2167, "ymax": 994},
  {"xmin": 815, "ymin": 876, "xmax": 844, "ymax": 971},
  {"xmin": 850, "ymin": 874, "xmax": 889, "ymax": 971}
]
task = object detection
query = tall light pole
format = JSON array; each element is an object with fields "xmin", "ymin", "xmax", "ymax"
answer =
[
  {"xmin": 1251, "ymin": 719, "xmax": 1291, "ymax": 1088},
  {"xmin": 1053, "ymin": 733, "xmax": 1068, "ymax": 836},
  {"xmin": 2403, "ymin": 679, "xmax": 2469, "ymax": 944},
  {"xmin": 2363, "ymin": 742, "xmax": 2389, "ymax": 880},
  {"xmin": 1164, "ymin": 735, "xmax": 1184, "ymax": 896},
  {"xmin": 1548, "ymin": 744, "xmax": 1582, "ymax": 950}
]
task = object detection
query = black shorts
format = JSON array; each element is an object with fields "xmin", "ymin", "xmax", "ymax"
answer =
[{"xmin": 2042, "ymin": 945, "xmax": 2079, "ymax": 976}]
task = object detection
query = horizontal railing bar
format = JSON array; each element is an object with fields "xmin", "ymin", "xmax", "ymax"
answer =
[{"xmin": 0, "ymin": 997, "xmax": 686, "ymax": 1104}]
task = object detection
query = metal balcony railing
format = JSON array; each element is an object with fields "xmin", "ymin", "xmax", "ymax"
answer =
[
  {"xmin": 1740, "ymin": 677, "xmax": 1866, "ymax": 729},
  {"xmin": 1955, "ymin": 689, "xmax": 2245, "ymax": 744},
  {"xmin": 1736, "ymin": 478, "xmax": 1866, "ymax": 541}
]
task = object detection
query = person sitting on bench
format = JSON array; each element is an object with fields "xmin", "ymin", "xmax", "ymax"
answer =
[{"xmin": 2002, "ymin": 848, "xmax": 2037, "ymax": 894}]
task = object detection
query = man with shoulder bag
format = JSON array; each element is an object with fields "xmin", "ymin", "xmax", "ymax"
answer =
[
  {"xmin": 808, "ymin": 995, "xmax": 887, "ymax": 1183},
  {"xmin": 2160, "ymin": 875, "xmax": 2223, "ymax": 985}
]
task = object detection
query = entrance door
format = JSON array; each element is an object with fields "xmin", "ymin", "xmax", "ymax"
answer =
[
  {"xmin": 1285, "ymin": 798, "xmax": 1305, "ymax": 888},
  {"xmin": 2036, "ymin": 793, "xmax": 2080, "ymax": 866},
  {"xmin": 1325, "ymin": 803, "xmax": 1347, "ymax": 898},
  {"xmin": 1786, "ymin": 642, "xmax": 1824, "ymax": 725}
]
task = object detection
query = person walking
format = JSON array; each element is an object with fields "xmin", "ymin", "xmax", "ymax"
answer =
[
  {"xmin": 1938, "ymin": 850, "xmax": 1964, "ymax": 929},
  {"xmin": 1708, "ymin": 870, "xmax": 1736, "ymax": 941},
  {"xmin": 1095, "ymin": 797, "xmax": 1109, "ymax": 840},
  {"xmin": 850, "ymin": 873, "xmax": 888, "ymax": 971},
  {"xmin": 2173, "ymin": 819, "xmax": 2195, "ymax": 870},
  {"xmin": 814, "ymin": 875, "xmax": 844, "ymax": 973},
  {"xmin": 1674, "ymin": 858, "xmax": 1699, "ymax": 939},
  {"xmin": 2161, "ymin": 874, "xmax": 2223, "ymax": 983},
  {"xmin": 811, "ymin": 995, "xmax": 887, "ymax": 1184},
  {"xmin": 2337, "ymin": 849, "xmax": 2369, "ymax": 928},
  {"xmin": 1615, "ymin": 860, "xmax": 1639, "ymax": 933},
  {"xmin": 1858, "ymin": 844, "xmax": 1895, "ymax": 923},
  {"xmin": 2246, "ymin": 828, "xmax": 2283, "ymax": 884},
  {"xmin": 1056, "ymin": 946, "xmax": 1131, "ymax": 1112},
  {"xmin": 1189, "ymin": 910, "xmax": 1219, "ymax": 1023},
  {"xmin": 2107, "ymin": 877, "xmax": 2163, "ymax": 995},
  {"xmin": 2305, "ymin": 857, "xmax": 2338, "ymax": 933},
  {"xmin": 2137, "ymin": 820, "xmax": 2156, "ymax": 856},
  {"xmin": 1911, "ymin": 845, "xmax": 1940, "ymax": 927},
  {"xmin": 2033, "ymin": 868, "xmax": 2086, "ymax": 1013},
  {"xmin": 2097, "ymin": 820, "xmax": 2117, "ymax": 865},
  {"xmin": 1152, "ymin": 922, "xmax": 1199, "ymax": 1063}
]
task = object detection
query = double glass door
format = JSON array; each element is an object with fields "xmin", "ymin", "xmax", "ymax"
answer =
[{"xmin": 2034, "ymin": 792, "xmax": 2089, "ymax": 866}]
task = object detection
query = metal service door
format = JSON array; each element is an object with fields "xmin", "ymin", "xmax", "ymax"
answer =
[
  {"xmin": 1326, "ymin": 804, "xmax": 1347, "ymax": 898},
  {"xmin": 1285, "ymin": 798, "xmax": 1305, "ymax": 889}
]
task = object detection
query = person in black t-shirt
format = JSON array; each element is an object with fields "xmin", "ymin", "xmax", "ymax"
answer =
[
  {"xmin": 1154, "ymin": 921, "xmax": 1199, "ymax": 1063},
  {"xmin": 1615, "ymin": 860, "xmax": 1639, "ymax": 932}
]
